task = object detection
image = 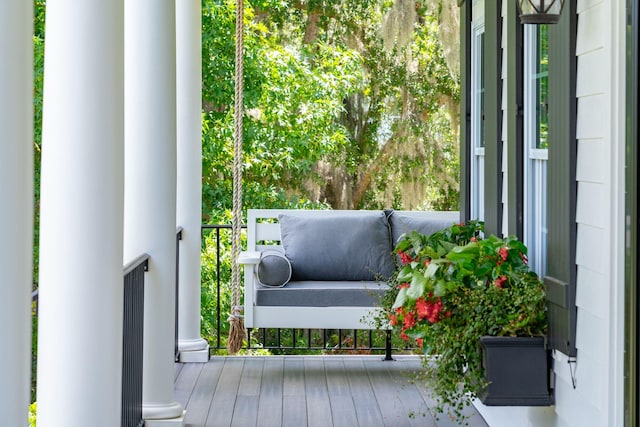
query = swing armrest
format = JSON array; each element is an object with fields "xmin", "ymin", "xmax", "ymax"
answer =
[
  {"xmin": 238, "ymin": 251, "xmax": 261, "ymax": 265},
  {"xmin": 240, "ymin": 251, "xmax": 261, "ymax": 327}
]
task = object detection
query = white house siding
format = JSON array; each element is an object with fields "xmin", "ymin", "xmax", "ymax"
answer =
[
  {"xmin": 473, "ymin": 0, "xmax": 626, "ymax": 426},
  {"xmin": 574, "ymin": 0, "xmax": 626, "ymax": 426}
]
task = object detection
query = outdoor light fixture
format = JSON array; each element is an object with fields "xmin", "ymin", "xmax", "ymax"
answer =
[{"xmin": 517, "ymin": 0, "xmax": 565, "ymax": 24}]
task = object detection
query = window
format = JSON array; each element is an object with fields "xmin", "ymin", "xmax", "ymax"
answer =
[
  {"xmin": 471, "ymin": 16, "xmax": 485, "ymax": 221},
  {"xmin": 523, "ymin": 24, "xmax": 549, "ymax": 276}
]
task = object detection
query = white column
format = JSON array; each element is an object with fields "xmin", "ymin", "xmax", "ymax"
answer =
[
  {"xmin": 176, "ymin": 0, "xmax": 209, "ymax": 363},
  {"xmin": 36, "ymin": 2, "xmax": 124, "ymax": 427},
  {"xmin": 124, "ymin": 0, "xmax": 184, "ymax": 424},
  {"xmin": 0, "ymin": 1, "xmax": 33, "ymax": 425}
]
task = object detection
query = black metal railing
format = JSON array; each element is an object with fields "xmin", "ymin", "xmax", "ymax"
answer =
[
  {"xmin": 201, "ymin": 224, "xmax": 391, "ymax": 356},
  {"xmin": 202, "ymin": 224, "xmax": 241, "ymax": 350},
  {"xmin": 175, "ymin": 227, "xmax": 183, "ymax": 362},
  {"xmin": 122, "ymin": 254, "xmax": 149, "ymax": 427}
]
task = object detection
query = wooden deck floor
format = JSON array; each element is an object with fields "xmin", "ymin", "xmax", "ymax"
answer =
[{"xmin": 174, "ymin": 355, "xmax": 488, "ymax": 427}]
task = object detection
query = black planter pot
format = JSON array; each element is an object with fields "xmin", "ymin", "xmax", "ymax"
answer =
[{"xmin": 478, "ymin": 336, "xmax": 554, "ymax": 406}]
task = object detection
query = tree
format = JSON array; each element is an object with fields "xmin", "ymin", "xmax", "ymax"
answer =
[
  {"xmin": 201, "ymin": 0, "xmax": 461, "ymax": 220},
  {"xmin": 202, "ymin": 0, "xmax": 364, "ymax": 221}
]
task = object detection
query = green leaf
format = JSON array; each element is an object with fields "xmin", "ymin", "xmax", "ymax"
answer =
[
  {"xmin": 424, "ymin": 261, "xmax": 440, "ymax": 278},
  {"xmin": 407, "ymin": 273, "xmax": 427, "ymax": 300},
  {"xmin": 439, "ymin": 240, "xmax": 457, "ymax": 254},
  {"xmin": 392, "ymin": 287, "xmax": 408, "ymax": 310},
  {"xmin": 396, "ymin": 265, "xmax": 413, "ymax": 282},
  {"xmin": 406, "ymin": 329, "xmax": 426, "ymax": 340},
  {"xmin": 433, "ymin": 280, "xmax": 448, "ymax": 297}
]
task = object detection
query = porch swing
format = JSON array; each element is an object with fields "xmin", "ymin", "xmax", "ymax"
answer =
[{"xmin": 227, "ymin": 0, "xmax": 458, "ymax": 357}]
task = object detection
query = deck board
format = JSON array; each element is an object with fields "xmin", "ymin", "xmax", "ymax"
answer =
[
  {"xmin": 231, "ymin": 358, "xmax": 264, "ymax": 427},
  {"xmin": 256, "ymin": 358, "xmax": 284, "ymax": 427},
  {"xmin": 364, "ymin": 358, "xmax": 436, "ymax": 427},
  {"xmin": 344, "ymin": 358, "xmax": 386, "ymax": 427},
  {"xmin": 304, "ymin": 358, "xmax": 332, "ymax": 427},
  {"xmin": 205, "ymin": 358, "xmax": 245, "ymax": 427},
  {"xmin": 324, "ymin": 358, "xmax": 359, "ymax": 427},
  {"xmin": 175, "ymin": 362, "xmax": 184, "ymax": 380},
  {"xmin": 183, "ymin": 361, "xmax": 222, "ymax": 427},
  {"xmin": 282, "ymin": 358, "xmax": 307, "ymax": 427},
  {"xmin": 175, "ymin": 355, "xmax": 488, "ymax": 427},
  {"xmin": 174, "ymin": 362, "xmax": 204, "ymax": 409}
]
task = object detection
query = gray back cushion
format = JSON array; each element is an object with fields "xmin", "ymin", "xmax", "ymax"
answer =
[
  {"xmin": 278, "ymin": 211, "xmax": 395, "ymax": 281},
  {"xmin": 389, "ymin": 212, "xmax": 455, "ymax": 246}
]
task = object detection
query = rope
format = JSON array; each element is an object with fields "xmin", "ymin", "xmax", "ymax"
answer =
[{"xmin": 228, "ymin": 0, "xmax": 246, "ymax": 354}]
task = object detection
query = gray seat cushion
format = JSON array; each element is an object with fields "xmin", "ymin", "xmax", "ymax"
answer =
[
  {"xmin": 255, "ymin": 281, "xmax": 390, "ymax": 307},
  {"xmin": 278, "ymin": 211, "xmax": 395, "ymax": 281}
]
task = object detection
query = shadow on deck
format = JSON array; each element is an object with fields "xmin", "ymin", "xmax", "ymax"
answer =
[{"xmin": 174, "ymin": 355, "xmax": 488, "ymax": 427}]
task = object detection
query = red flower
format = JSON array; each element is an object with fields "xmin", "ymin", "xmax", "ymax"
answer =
[
  {"xmin": 415, "ymin": 297, "xmax": 430, "ymax": 319},
  {"xmin": 428, "ymin": 299, "xmax": 443, "ymax": 324},
  {"xmin": 495, "ymin": 275, "xmax": 507, "ymax": 289},
  {"xmin": 423, "ymin": 258, "xmax": 431, "ymax": 267},
  {"xmin": 398, "ymin": 282, "xmax": 410, "ymax": 290},
  {"xmin": 400, "ymin": 331, "xmax": 410, "ymax": 342},
  {"xmin": 415, "ymin": 337, "xmax": 424, "ymax": 348},
  {"xmin": 398, "ymin": 251, "xmax": 414, "ymax": 265},
  {"xmin": 470, "ymin": 237, "xmax": 477, "ymax": 242},
  {"xmin": 388, "ymin": 313, "xmax": 398, "ymax": 327},
  {"xmin": 403, "ymin": 311, "xmax": 416, "ymax": 329},
  {"xmin": 499, "ymin": 247, "xmax": 508, "ymax": 262},
  {"xmin": 415, "ymin": 296, "xmax": 444, "ymax": 323}
]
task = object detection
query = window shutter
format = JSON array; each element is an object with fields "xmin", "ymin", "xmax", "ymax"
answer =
[
  {"xmin": 544, "ymin": 0, "xmax": 577, "ymax": 357},
  {"xmin": 459, "ymin": 0, "xmax": 472, "ymax": 222},
  {"xmin": 482, "ymin": 0, "xmax": 503, "ymax": 236},
  {"xmin": 624, "ymin": 0, "xmax": 639, "ymax": 421},
  {"xmin": 505, "ymin": 3, "xmax": 524, "ymax": 239}
]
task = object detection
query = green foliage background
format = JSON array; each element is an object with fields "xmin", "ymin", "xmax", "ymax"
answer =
[{"xmin": 200, "ymin": 0, "xmax": 460, "ymax": 221}]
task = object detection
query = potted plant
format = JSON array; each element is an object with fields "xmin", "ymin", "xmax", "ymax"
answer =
[{"xmin": 385, "ymin": 221, "xmax": 552, "ymax": 421}]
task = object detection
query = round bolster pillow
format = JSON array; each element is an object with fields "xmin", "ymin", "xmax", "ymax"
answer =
[{"xmin": 256, "ymin": 250, "xmax": 292, "ymax": 287}]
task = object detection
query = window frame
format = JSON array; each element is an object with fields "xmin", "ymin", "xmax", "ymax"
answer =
[
  {"xmin": 523, "ymin": 24, "xmax": 550, "ymax": 277},
  {"xmin": 470, "ymin": 21, "xmax": 486, "ymax": 222}
]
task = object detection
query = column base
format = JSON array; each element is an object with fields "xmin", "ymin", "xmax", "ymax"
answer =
[
  {"xmin": 144, "ymin": 411, "xmax": 185, "ymax": 427},
  {"xmin": 143, "ymin": 401, "xmax": 184, "ymax": 423},
  {"xmin": 178, "ymin": 345, "xmax": 210, "ymax": 363},
  {"xmin": 178, "ymin": 337, "xmax": 208, "ymax": 351}
]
